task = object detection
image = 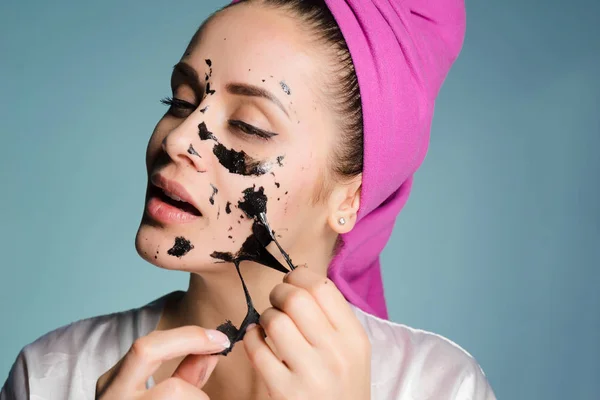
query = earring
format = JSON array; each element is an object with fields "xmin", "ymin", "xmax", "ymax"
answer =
[{"xmin": 338, "ymin": 217, "xmax": 346, "ymax": 225}]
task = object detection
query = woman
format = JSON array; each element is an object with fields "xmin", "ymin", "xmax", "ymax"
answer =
[{"xmin": 1, "ymin": 0, "xmax": 496, "ymax": 399}]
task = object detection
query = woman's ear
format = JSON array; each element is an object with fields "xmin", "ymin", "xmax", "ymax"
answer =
[{"xmin": 327, "ymin": 174, "xmax": 362, "ymax": 234}]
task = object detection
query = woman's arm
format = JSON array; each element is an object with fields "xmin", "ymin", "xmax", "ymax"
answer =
[{"xmin": 0, "ymin": 349, "xmax": 29, "ymax": 400}]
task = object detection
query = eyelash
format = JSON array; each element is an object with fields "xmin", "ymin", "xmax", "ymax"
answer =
[
  {"xmin": 160, "ymin": 96, "xmax": 278, "ymax": 141},
  {"xmin": 160, "ymin": 97, "xmax": 196, "ymax": 115},
  {"xmin": 228, "ymin": 119, "xmax": 278, "ymax": 140}
]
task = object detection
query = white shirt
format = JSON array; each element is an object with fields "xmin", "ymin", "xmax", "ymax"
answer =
[{"xmin": 1, "ymin": 291, "xmax": 496, "ymax": 399}]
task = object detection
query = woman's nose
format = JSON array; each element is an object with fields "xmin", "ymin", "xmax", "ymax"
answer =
[{"xmin": 161, "ymin": 117, "xmax": 208, "ymax": 173}]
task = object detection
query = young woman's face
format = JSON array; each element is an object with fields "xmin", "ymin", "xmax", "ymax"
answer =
[{"xmin": 135, "ymin": 3, "xmax": 343, "ymax": 273}]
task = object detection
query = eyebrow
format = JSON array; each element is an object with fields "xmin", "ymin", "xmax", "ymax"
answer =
[
  {"xmin": 226, "ymin": 83, "xmax": 290, "ymax": 119},
  {"xmin": 172, "ymin": 62, "xmax": 205, "ymax": 95},
  {"xmin": 172, "ymin": 61, "xmax": 290, "ymax": 119}
]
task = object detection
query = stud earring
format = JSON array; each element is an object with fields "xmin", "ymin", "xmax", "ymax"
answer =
[{"xmin": 338, "ymin": 217, "xmax": 346, "ymax": 225}]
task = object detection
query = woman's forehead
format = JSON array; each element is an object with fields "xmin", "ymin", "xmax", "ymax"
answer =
[{"xmin": 185, "ymin": 4, "xmax": 320, "ymax": 92}]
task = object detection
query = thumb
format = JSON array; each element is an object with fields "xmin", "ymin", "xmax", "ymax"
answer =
[{"xmin": 171, "ymin": 354, "xmax": 219, "ymax": 388}]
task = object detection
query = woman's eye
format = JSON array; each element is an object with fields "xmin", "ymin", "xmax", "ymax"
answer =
[
  {"xmin": 160, "ymin": 97, "xmax": 197, "ymax": 118},
  {"xmin": 228, "ymin": 119, "xmax": 278, "ymax": 141}
]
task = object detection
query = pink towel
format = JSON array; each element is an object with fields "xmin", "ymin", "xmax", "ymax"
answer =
[
  {"xmin": 231, "ymin": 0, "xmax": 466, "ymax": 319},
  {"xmin": 323, "ymin": 0, "xmax": 466, "ymax": 319}
]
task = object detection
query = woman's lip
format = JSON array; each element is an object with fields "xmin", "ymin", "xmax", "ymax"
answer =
[
  {"xmin": 150, "ymin": 173, "xmax": 202, "ymax": 215},
  {"xmin": 146, "ymin": 195, "xmax": 201, "ymax": 224}
]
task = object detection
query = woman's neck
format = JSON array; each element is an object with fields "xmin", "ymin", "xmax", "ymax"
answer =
[
  {"xmin": 156, "ymin": 255, "xmax": 330, "ymax": 400},
  {"xmin": 183, "ymin": 262, "xmax": 284, "ymax": 332}
]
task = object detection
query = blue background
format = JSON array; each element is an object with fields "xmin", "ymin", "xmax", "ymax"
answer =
[{"xmin": 1, "ymin": 1, "xmax": 599, "ymax": 398}]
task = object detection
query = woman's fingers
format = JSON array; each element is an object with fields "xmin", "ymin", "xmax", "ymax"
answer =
[
  {"xmin": 258, "ymin": 307, "xmax": 316, "ymax": 373},
  {"xmin": 268, "ymin": 282, "xmax": 336, "ymax": 348},
  {"xmin": 102, "ymin": 326, "xmax": 230, "ymax": 395},
  {"xmin": 243, "ymin": 324, "xmax": 291, "ymax": 398},
  {"xmin": 143, "ymin": 377, "xmax": 210, "ymax": 400},
  {"xmin": 171, "ymin": 354, "xmax": 219, "ymax": 388},
  {"xmin": 282, "ymin": 267, "xmax": 361, "ymax": 332}
]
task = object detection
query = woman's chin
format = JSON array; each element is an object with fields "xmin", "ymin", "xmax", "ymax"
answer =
[{"xmin": 134, "ymin": 226, "xmax": 226, "ymax": 273}]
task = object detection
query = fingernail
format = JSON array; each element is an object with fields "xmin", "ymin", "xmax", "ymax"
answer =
[
  {"xmin": 206, "ymin": 329, "xmax": 231, "ymax": 349},
  {"xmin": 246, "ymin": 323, "xmax": 257, "ymax": 332}
]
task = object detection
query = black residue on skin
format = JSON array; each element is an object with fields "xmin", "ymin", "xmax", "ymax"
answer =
[
  {"xmin": 238, "ymin": 185, "xmax": 267, "ymax": 219},
  {"xmin": 187, "ymin": 144, "xmax": 200, "ymax": 157},
  {"xmin": 209, "ymin": 184, "xmax": 218, "ymax": 205},
  {"xmin": 262, "ymin": 79, "xmax": 265, "ymax": 82},
  {"xmin": 275, "ymin": 182, "xmax": 280, "ymax": 188},
  {"xmin": 285, "ymin": 191, "xmax": 289, "ymax": 195},
  {"xmin": 200, "ymin": 106, "xmax": 209, "ymax": 113},
  {"xmin": 198, "ymin": 122, "xmax": 217, "ymax": 141},
  {"xmin": 167, "ymin": 236, "xmax": 194, "ymax": 258},
  {"xmin": 213, "ymin": 142, "xmax": 272, "ymax": 176},
  {"xmin": 211, "ymin": 227, "xmax": 288, "ymax": 274},
  {"xmin": 217, "ymin": 206, "xmax": 221, "ymax": 220},
  {"xmin": 228, "ymin": 235, "xmax": 233, "ymax": 239},
  {"xmin": 198, "ymin": 122, "xmax": 273, "ymax": 176},
  {"xmin": 206, "ymin": 82, "xmax": 216, "ymax": 95},
  {"xmin": 277, "ymin": 198, "xmax": 280, "ymax": 201},
  {"xmin": 276, "ymin": 155, "xmax": 285, "ymax": 167},
  {"xmin": 228, "ymin": 226, "xmax": 233, "ymax": 231},
  {"xmin": 240, "ymin": 214, "xmax": 244, "ymax": 219},
  {"xmin": 205, "ymin": 73, "xmax": 209, "ymax": 81},
  {"xmin": 211, "ymin": 224, "xmax": 289, "ymax": 355},
  {"xmin": 225, "ymin": 201, "xmax": 232, "ymax": 214},
  {"xmin": 280, "ymin": 81, "xmax": 291, "ymax": 95},
  {"xmin": 211, "ymin": 185, "xmax": 299, "ymax": 354},
  {"xmin": 257, "ymin": 211, "xmax": 296, "ymax": 271},
  {"xmin": 204, "ymin": 59, "xmax": 213, "ymax": 77},
  {"xmin": 213, "ymin": 259, "xmax": 261, "ymax": 355}
]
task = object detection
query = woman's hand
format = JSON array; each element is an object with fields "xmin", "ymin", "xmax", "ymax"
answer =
[
  {"xmin": 243, "ymin": 266, "xmax": 372, "ymax": 400},
  {"xmin": 95, "ymin": 325, "xmax": 231, "ymax": 399}
]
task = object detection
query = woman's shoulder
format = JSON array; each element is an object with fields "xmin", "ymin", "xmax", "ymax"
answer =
[
  {"xmin": 349, "ymin": 304, "xmax": 497, "ymax": 400},
  {"xmin": 1, "ymin": 292, "xmax": 172, "ymax": 400}
]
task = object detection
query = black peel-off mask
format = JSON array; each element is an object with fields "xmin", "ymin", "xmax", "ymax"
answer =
[
  {"xmin": 210, "ymin": 185, "xmax": 297, "ymax": 355},
  {"xmin": 187, "ymin": 144, "xmax": 200, "ymax": 157},
  {"xmin": 280, "ymin": 81, "xmax": 291, "ymax": 95},
  {"xmin": 198, "ymin": 122, "xmax": 277, "ymax": 176},
  {"xmin": 167, "ymin": 236, "xmax": 194, "ymax": 258}
]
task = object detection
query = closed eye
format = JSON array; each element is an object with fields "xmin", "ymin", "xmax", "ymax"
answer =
[
  {"xmin": 160, "ymin": 97, "xmax": 197, "ymax": 118},
  {"xmin": 228, "ymin": 119, "xmax": 278, "ymax": 140}
]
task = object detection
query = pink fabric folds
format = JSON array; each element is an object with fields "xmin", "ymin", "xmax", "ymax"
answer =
[{"xmin": 323, "ymin": 0, "xmax": 466, "ymax": 319}]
